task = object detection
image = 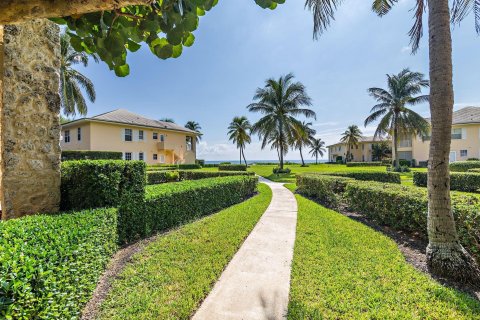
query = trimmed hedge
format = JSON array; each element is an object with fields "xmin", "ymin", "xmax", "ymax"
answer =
[
  {"xmin": 346, "ymin": 161, "xmax": 384, "ymax": 167},
  {"xmin": 147, "ymin": 164, "xmax": 202, "ymax": 170},
  {"xmin": 321, "ymin": 171, "xmax": 401, "ymax": 184},
  {"xmin": 219, "ymin": 164, "xmax": 247, "ymax": 171},
  {"xmin": 61, "ymin": 150, "xmax": 123, "ymax": 161},
  {"xmin": 0, "ymin": 208, "xmax": 118, "ymax": 319},
  {"xmin": 61, "ymin": 160, "xmax": 146, "ymax": 211},
  {"xmin": 296, "ymin": 174, "xmax": 352, "ymax": 208},
  {"xmin": 119, "ymin": 176, "xmax": 258, "ymax": 243},
  {"xmin": 469, "ymin": 168, "xmax": 480, "ymax": 173},
  {"xmin": 146, "ymin": 170, "xmax": 254, "ymax": 185},
  {"xmin": 413, "ymin": 171, "xmax": 480, "ymax": 192},
  {"xmin": 450, "ymin": 161, "xmax": 480, "ymax": 172}
]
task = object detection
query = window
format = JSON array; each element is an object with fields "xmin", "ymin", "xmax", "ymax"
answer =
[
  {"xmin": 186, "ymin": 136, "xmax": 193, "ymax": 151},
  {"xmin": 139, "ymin": 152, "xmax": 144, "ymax": 161},
  {"xmin": 139, "ymin": 130, "xmax": 144, "ymax": 141},
  {"xmin": 461, "ymin": 150, "xmax": 468, "ymax": 157},
  {"xmin": 153, "ymin": 154, "xmax": 158, "ymax": 160},
  {"xmin": 124, "ymin": 129, "xmax": 132, "ymax": 141},
  {"xmin": 77, "ymin": 128, "xmax": 81, "ymax": 141},
  {"xmin": 362, "ymin": 155, "xmax": 365, "ymax": 162},
  {"xmin": 64, "ymin": 130, "xmax": 70, "ymax": 143},
  {"xmin": 452, "ymin": 128, "xmax": 462, "ymax": 140},
  {"xmin": 160, "ymin": 134, "xmax": 165, "ymax": 142},
  {"xmin": 153, "ymin": 132, "xmax": 158, "ymax": 140},
  {"xmin": 362, "ymin": 144, "xmax": 365, "ymax": 150},
  {"xmin": 124, "ymin": 152, "xmax": 132, "ymax": 161},
  {"xmin": 160, "ymin": 155, "xmax": 165, "ymax": 163}
]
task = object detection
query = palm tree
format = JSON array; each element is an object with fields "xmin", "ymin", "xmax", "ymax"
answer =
[
  {"xmin": 291, "ymin": 121, "xmax": 316, "ymax": 166},
  {"xmin": 340, "ymin": 125, "xmax": 363, "ymax": 163},
  {"xmin": 309, "ymin": 138, "xmax": 326, "ymax": 164},
  {"xmin": 365, "ymin": 69, "xmax": 430, "ymax": 169},
  {"xmin": 247, "ymin": 73, "xmax": 316, "ymax": 169},
  {"xmin": 228, "ymin": 116, "xmax": 252, "ymax": 166},
  {"xmin": 185, "ymin": 121, "xmax": 202, "ymax": 143},
  {"xmin": 305, "ymin": 0, "xmax": 480, "ymax": 281},
  {"xmin": 159, "ymin": 118, "xmax": 175, "ymax": 123},
  {"xmin": 371, "ymin": 141, "xmax": 391, "ymax": 162},
  {"xmin": 60, "ymin": 33, "xmax": 97, "ymax": 117}
]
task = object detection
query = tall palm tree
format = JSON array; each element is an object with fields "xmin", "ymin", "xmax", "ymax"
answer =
[
  {"xmin": 309, "ymin": 138, "xmax": 326, "ymax": 164},
  {"xmin": 371, "ymin": 141, "xmax": 391, "ymax": 162},
  {"xmin": 305, "ymin": 0, "xmax": 480, "ymax": 281},
  {"xmin": 247, "ymin": 73, "xmax": 316, "ymax": 169},
  {"xmin": 291, "ymin": 121, "xmax": 316, "ymax": 166},
  {"xmin": 185, "ymin": 121, "xmax": 202, "ymax": 143},
  {"xmin": 364, "ymin": 69, "xmax": 430, "ymax": 169},
  {"xmin": 340, "ymin": 125, "xmax": 363, "ymax": 163},
  {"xmin": 60, "ymin": 33, "xmax": 97, "ymax": 117},
  {"xmin": 228, "ymin": 116, "xmax": 252, "ymax": 166}
]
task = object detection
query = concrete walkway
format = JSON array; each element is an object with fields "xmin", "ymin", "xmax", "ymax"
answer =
[{"xmin": 193, "ymin": 177, "xmax": 298, "ymax": 320}]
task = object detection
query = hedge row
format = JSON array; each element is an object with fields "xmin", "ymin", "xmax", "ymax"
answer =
[
  {"xmin": 146, "ymin": 170, "xmax": 254, "ymax": 185},
  {"xmin": 119, "ymin": 176, "xmax": 258, "ymax": 242},
  {"xmin": 61, "ymin": 160, "xmax": 146, "ymax": 211},
  {"xmin": 296, "ymin": 174, "xmax": 480, "ymax": 262},
  {"xmin": 450, "ymin": 161, "xmax": 480, "ymax": 172},
  {"xmin": 413, "ymin": 171, "xmax": 480, "ymax": 192},
  {"xmin": 320, "ymin": 171, "xmax": 401, "ymax": 184},
  {"xmin": 346, "ymin": 161, "xmax": 384, "ymax": 167},
  {"xmin": 218, "ymin": 164, "xmax": 247, "ymax": 171},
  {"xmin": 147, "ymin": 163, "xmax": 202, "ymax": 170},
  {"xmin": 61, "ymin": 150, "xmax": 123, "ymax": 161},
  {"xmin": 0, "ymin": 208, "xmax": 118, "ymax": 319}
]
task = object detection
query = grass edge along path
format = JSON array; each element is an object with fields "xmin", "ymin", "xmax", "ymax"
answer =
[
  {"xmin": 97, "ymin": 183, "xmax": 272, "ymax": 320},
  {"xmin": 288, "ymin": 193, "xmax": 480, "ymax": 319}
]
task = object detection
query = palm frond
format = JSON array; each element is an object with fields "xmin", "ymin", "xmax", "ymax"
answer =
[{"xmin": 304, "ymin": 0, "xmax": 344, "ymax": 39}]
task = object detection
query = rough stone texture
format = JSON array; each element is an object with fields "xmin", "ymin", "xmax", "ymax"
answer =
[{"xmin": 0, "ymin": 20, "xmax": 61, "ymax": 219}]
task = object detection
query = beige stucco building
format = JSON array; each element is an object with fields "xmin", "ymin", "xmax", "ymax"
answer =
[
  {"xmin": 328, "ymin": 106, "xmax": 480, "ymax": 165},
  {"xmin": 61, "ymin": 109, "xmax": 199, "ymax": 165},
  {"xmin": 328, "ymin": 136, "xmax": 389, "ymax": 163}
]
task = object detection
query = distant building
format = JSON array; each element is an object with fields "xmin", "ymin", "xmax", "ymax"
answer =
[
  {"xmin": 61, "ymin": 109, "xmax": 199, "ymax": 165},
  {"xmin": 328, "ymin": 106, "xmax": 480, "ymax": 164},
  {"xmin": 327, "ymin": 136, "xmax": 389, "ymax": 163}
]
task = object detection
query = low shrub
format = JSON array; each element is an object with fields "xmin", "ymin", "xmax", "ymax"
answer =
[
  {"xmin": 413, "ymin": 171, "xmax": 480, "ymax": 192},
  {"xmin": 146, "ymin": 170, "xmax": 254, "ymax": 185},
  {"xmin": 119, "ymin": 176, "xmax": 258, "ymax": 242},
  {"xmin": 450, "ymin": 161, "xmax": 480, "ymax": 172},
  {"xmin": 219, "ymin": 164, "xmax": 247, "ymax": 171},
  {"xmin": 467, "ymin": 158, "xmax": 480, "ymax": 161},
  {"xmin": 418, "ymin": 161, "xmax": 428, "ymax": 168},
  {"xmin": 388, "ymin": 165, "xmax": 411, "ymax": 173},
  {"xmin": 381, "ymin": 159, "xmax": 392, "ymax": 165},
  {"xmin": 0, "ymin": 208, "xmax": 118, "ymax": 319},
  {"xmin": 469, "ymin": 168, "xmax": 480, "ymax": 173},
  {"xmin": 273, "ymin": 167, "xmax": 291, "ymax": 174},
  {"xmin": 147, "ymin": 164, "xmax": 202, "ymax": 170},
  {"xmin": 61, "ymin": 150, "xmax": 123, "ymax": 161},
  {"xmin": 297, "ymin": 174, "xmax": 352, "ymax": 208},
  {"xmin": 196, "ymin": 159, "xmax": 205, "ymax": 166},
  {"xmin": 399, "ymin": 159, "xmax": 411, "ymax": 167},
  {"xmin": 346, "ymin": 161, "xmax": 383, "ymax": 167},
  {"xmin": 322, "ymin": 171, "xmax": 401, "ymax": 184},
  {"xmin": 61, "ymin": 160, "xmax": 146, "ymax": 211}
]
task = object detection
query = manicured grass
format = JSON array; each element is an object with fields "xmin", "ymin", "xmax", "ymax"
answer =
[
  {"xmin": 288, "ymin": 194, "xmax": 480, "ymax": 319},
  {"xmin": 98, "ymin": 183, "xmax": 272, "ymax": 320}
]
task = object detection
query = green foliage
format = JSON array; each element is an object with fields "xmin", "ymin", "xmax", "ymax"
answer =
[
  {"xmin": 450, "ymin": 161, "xmax": 480, "ymax": 172},
  {"xmin": 273, "ymin": 167, "xmax": 291, "ymax": 174},
  {"xmin": 196, "ymin": 159, "xmax": 205, "ymax": 166},
  {"xmin": 0, "ymin": 208, "xmax": 118, "ymax": 319},
  {"xmin": 147, "ymin": 163, "xmax": 201, "ymax": 170},
  {"xmin": 399, "ymin": 159, "xmax": 412, "ymax": 167},
  {"xmin": 119, "ymin": 176, "xmax": 258, "ymax": 243},
  {"xmin": 346, "ymin": 161, "xmax": 383, "ymax": 167},
  {"xmin": 219, "ymin": 164, "xmax": 247, "ymax": 171},
  {"xmin": 53, "ymin": 0, "xmax": 283, "ymax": 76},
  {"xmin": 61, "ymin": 150, "xmax": 123, "ymax": 161},
  {"xmin": 288, "ymin": 195, "xmax": 480, "ymax": 319},
  {"xmin": 389, "ymin": 165, "xmax": 411, "ymax": 173},
  {"xmin": 296, "ymin": 174, "xmax": 352, "ymax": 208},
  {"xmin": 322, "ymin": 171, "xmax": 401, "ymax": 184},
  {"xmin": 146, "ymin": 170, "xmax": 253, "ymax": 184},
  {"xmin": 61, "ymin": 160, "xmax": 146, "ymax": 210},
  {"xmin": 98, "ymin": 184, "xmax": 272, "ymax": 319},
  {"xmin": 413, "ymin": 171, "xmax": 480, "ymax": 192}
]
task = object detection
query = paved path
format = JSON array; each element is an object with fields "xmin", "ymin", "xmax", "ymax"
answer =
[{"xmin": 193, "ymin": 177, "xmax": 298, "ymax": 320}]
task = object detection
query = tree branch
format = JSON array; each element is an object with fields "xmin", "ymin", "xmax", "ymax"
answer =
[{"xmin": 0, "ymin": 0, "xmax": 154, "ymax": 25}]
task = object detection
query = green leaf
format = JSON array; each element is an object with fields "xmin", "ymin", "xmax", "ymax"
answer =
[
  {"xmin": 126, "ymin": 40, "xmax": 141, "ymax": 52},
  {"xmin": 172, "ymin": 45, "xmax": 183, "ymax": 58},
  {"xmin": 183, "ymin": 33, "xmax": 195, "ymax": 47},
  {"xmin": 115, "ymin": 64, "xmax": 130, "ymax": 77}
]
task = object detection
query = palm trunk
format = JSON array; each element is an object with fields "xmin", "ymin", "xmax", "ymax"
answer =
[
  {"xmin": 242, "ymin": 148, "xmax": 248, "ymax": 167},
  {"xmin": 393, "ymin": 124, "xmax": 399, "ymax": 169},
  {"xmin": 426, "ymin": 0, "xmax": 480, "ymax": 282},
  {"xmin": 316, "ymin": 155, "xmax": 318, "ymax": 165},
  {"xmin": 299, "ymin": 146, "xmax": 305, "ymax": 166},
  {"xmin": 239, "ymin": 147, "xmax": 242, "ymax": 165},
  {"xmin": 279, "ymin": 122, "xmax": 284, "ymax": 170}
]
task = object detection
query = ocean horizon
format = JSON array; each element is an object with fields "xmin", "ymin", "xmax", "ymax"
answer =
[{"xmin": 204, "ymin": 160, "xmax": 328, "ymax": 165}]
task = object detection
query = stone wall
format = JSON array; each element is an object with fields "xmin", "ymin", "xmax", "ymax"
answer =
[{"xmin": 0, "ymin": 20, "xmax": 61, "ymax": 219}]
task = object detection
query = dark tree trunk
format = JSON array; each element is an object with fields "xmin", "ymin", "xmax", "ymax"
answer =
[{"xmin": 299, "ymin": 146, "xmax": 305, "ymax": 166}]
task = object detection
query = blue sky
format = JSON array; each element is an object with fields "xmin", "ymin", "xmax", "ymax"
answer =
[{"xmin": 76, "ymin": 0, "xmax": 480, "ymax": 161}]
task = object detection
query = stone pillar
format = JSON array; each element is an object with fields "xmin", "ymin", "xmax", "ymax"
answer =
[{"xmin": 0, "ymin": 20, "xmax": 61, "ymax": 220}]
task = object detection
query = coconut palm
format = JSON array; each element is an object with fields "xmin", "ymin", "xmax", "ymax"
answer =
[
  {"xmin": 305, "ymin": 0, "xmax": 480, "ymax": 281},
  {"xmin": 291, "ymin": 121, "xmax": 316, "ymax": 166},
  {"xmin": 185, "ymin": 121, "xmax": 202, "ymax": 143},
  {"xmin": 247, "ymin": 73, "xmax": 316, "ymax": 169},
  {"xmin": 159, "ymin": 118, "xmax": 175, "ymax": 123},
  {"xmin": 340, "ymin": 125, "xmax": 363, "ymax": 162},
  {"xmin": 364, "ymin": 69, "xmax": 430, "ymax": 169},
  {"xmin": 60, "ymin": 33, "xmax": 97, "ymax": 117},
  {"xmin": 309, "ymin": 138, "xmax": 326, "ymax": 164},
  {"xmin": 371, "ymin": 141, "xmax": 391, "ymax": 162},
  {"xmin": 228, "ymin": 116, "xmax": 252, "ymax": 166}
]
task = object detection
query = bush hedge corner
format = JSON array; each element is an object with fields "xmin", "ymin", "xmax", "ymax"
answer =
[
  {"xmin": 413, "ymin": 171, "xmax": 480, "ymax": 192},
  {"xmin": 219, "ymin": 164, "xmax": 247, "ymax": 171},
  {"xmin": 450, "ymin": 161, "xmax": 480, "ymax": 172}
]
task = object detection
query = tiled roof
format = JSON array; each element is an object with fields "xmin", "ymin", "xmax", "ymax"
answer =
[
  {"xmin": 425, "ymin": 106, "xmax": 480, "ymax": 125},
  {"xmin": 64, "ymin": 109, "xmax": 199, "ymax": 134}
]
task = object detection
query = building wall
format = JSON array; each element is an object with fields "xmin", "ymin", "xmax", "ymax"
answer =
[
  {"xmin": 328, "ymin": 142, "xmax": 377, "ymax": 162},
  {"xmin": 61, "ymin": 122, "xmax": 91, "ymax": 150},
  {"xmin": 1, "ymin": 20, "xmax": 61, "ymax": 219},
  {"xmin": 61, "ymin": 121, "xmax": 196, "ymax": 165}
]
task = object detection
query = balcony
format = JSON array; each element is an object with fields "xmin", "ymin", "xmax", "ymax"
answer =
[{"xmin": 157, "ymin": 141, "xmax": 174, "ymax": 151}]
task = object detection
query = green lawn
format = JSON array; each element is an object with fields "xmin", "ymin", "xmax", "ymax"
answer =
[
  {"xmin": 98, "ymin": 183, "xmax": 272, "ymax": 320},
  {"xmin": 288, "ymin": 193, "xmax": 480, "ymax": 319}
]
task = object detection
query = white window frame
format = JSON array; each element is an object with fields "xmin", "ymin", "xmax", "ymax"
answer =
[
  {"xmin": 160, "ymin": 134, "xmax": 165, "ymax": 142},
  {"xmin": 138, "ymin": 130, "xmax": 144, "ymax": 141},
  {"xmin": 124, "ymin": 129, "xmax": 133, "ymax": 142},
  {"xmin": 64, "ymin": 130, "xmax": 70, "ymax": 143},
  {"xmin": 153, "ymin": 132, "xmax": 158, "ymax": 140},
  {"xmin": 124, "ymin": 152, "xmax": 132, "ymax": 161},
  {"xmin": 153, "ymin": 153, "xmax": 158, "ymax": 160},
  {"xmin": 186, "ymin": 136, "xmax": 193, "ymax": 151},
  {"xmin": 139, "ymin": 152, "xmax": 144, "ymax": 161},
  {"xmin": 460, "ymin": 149, "xmax": 468, "ymax": 157}
]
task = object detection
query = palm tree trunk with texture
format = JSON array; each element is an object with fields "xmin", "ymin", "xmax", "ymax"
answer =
[
  {"xmin": 242, "ymin": 148, "xmax": 248, "ymax": 167},
  {"xmin": 299, "ymin": 146, "xmax": 305, "ymax": 166},
  {"xmin": 393, "ymin": 124, "xmax": 399, "ymax": 169},
  {"xmin": 426, "ymin": 0, "xmax": 480, "ymax": 282}
]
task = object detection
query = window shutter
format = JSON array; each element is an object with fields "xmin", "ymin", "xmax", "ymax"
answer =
[
  {"xmin": 121, "ymin": 129, "xmax": 125, "ymax": 141},
  {"xmin": 133, "ymin": 130, "xmax": 138, "ymax": 142},
  {"xmin": 462, "ymin": 128, "xmax": 467, "ymax": 140}
]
